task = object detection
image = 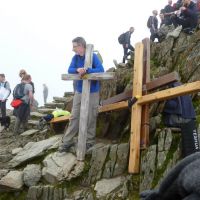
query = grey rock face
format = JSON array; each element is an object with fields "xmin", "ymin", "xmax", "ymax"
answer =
[
  {"xmin": 102, "ymin": 144, "xmax": 118, "ymax": 178},
  {"xmin": 113, "ymin": 143, "xmax": 129, "ymax": 176},
  {"xmin": 94, "ymin": 176, "xmax": 125, "ymax": 198},
  {"xmin": 140, "ymin": 145, "xmax": 157, "ymax": 192},
  {"xmin": 9, "ymin": 135, "xmax": 62, "ymax": 167},
  {"xmin": 42, "ymin": 152, "xmax": 77, "ymax": 184},
  {"xmin": 23, "ymin": 164, "xmax": 42, "ymax": 187},
  {"xmin": 85, "ymin": 145, "xmax": 110, "ymax": 184},
  {"xmin": 27, "ymin": 185, "xmax": 68, "ymax": 200},
  {"xmin": 0, "ymin": 170, "xmax": 23, "ymax": 191}
]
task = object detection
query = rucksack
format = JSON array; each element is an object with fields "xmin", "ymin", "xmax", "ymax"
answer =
[
  {"xmin": 3, "ymin": 81, "xmax": 11, "ymax": 98},
  {"xmin": 118, "ymin": 33, "xmax": 125, "ymax": 44},
  {"xmin": 147, "ymin": 16, "xmax": 153, "ymax": 28},
  {"xmin": 13, "ymin": 83, "xmax": 25, "ymax": 99}
]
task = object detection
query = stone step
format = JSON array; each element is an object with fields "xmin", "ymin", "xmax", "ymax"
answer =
[
  {"xmin": 37, "ymin": 108, "xmax": 55, "ymax": 114},
  {"xmin": 64, "ymin": 92, "xmax": 74, "ymax": 98},
  {"xmin": 30, "ymin": 112, "xmax": 45, "ymax": 119},
  {"xmin": 21, "ymin": 129, "xmax": 39, "ymax": 137},
  {"xmin": 53, "ymin": 97, "xmax": 68, "ymax": 103},
  {"xmin": 44, "ymin": 102, "xmax": 65, "ymax": 109},
  {"xmin": 28, "ymin": 120, "xmax": 39, "ymax": 129}
]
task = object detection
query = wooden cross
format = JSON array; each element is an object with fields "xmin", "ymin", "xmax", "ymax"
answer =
[
  {"xmin": 98, "ymin": 41, "xmax": 200, "ymax": 174},
  {"xmin": 129, "ymin": 42, "xmax": 200, "ymax": 173},
  {"xmin": 62, "ymin": 44, "xmax": 114, "ymax": 161}
]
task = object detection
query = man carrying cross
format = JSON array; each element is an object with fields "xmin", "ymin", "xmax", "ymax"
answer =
[{"xmin": 59, "ymin": 37, "xmax": 104, "ymax": 153}]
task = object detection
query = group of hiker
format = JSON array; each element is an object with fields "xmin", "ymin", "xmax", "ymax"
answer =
[
  {"xmin": 118, "ymin": 0, "xmax": 200, "ymax": 63},
  {"xmin": 0, "ymin": 70, "xmax": 49, "ymax": 134},
  {"xmin": 147, "ymin": 0, "xmax": 199, "ymax": 42}
]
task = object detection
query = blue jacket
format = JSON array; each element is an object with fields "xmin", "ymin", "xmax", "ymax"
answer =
[
  {"xmin": 163, "ymin": 82, "xmax": 196, "ymax": 119},
  {"xmin": 68, "ymin": 53, "xmax": 104, "ymax": 93}
]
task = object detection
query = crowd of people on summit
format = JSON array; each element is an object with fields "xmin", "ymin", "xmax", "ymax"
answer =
[
  {"xmin": 147, "ymin": 0, "xmax": 200, "ymax": 42},
  {"xmin": 118, "ymin": 0, "xmax": 200, "ymax": 63}
]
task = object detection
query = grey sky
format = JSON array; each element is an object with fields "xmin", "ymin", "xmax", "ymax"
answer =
[{"xmin": 0, "ymin": 0, "xmax": 165, "ymax": 107}]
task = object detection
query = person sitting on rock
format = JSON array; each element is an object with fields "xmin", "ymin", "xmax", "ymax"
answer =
[
  {"xmin": 171, "ymin": 0, "xmax": 198, "ymax": 34},
  {"xmin": 162, "ymin": 82, "xmax": 199, "ymax": 157},
  {"xmin": 162, "ymin": 0, "xmax": 175, "ymax": 25}
]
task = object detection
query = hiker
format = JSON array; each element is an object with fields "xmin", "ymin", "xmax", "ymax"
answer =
[
  {"xmin": 43, "ymin": 83, "xmax": 48, "ymax": 104},
  {"xmin": 162, "ymin": 0, "xmax": 175, "ymax": 25},
  {"xmin": 147, "ymin": 10, "xmax": 160, "ymax": 42},
  {"xmin": 171, "ymin": 0, "xmax": 198, "ymax": 34},
  {"xmin": 19, "ymin": 69, "xmax": 35, "ymax": 94},
  {"xmin": 118, "ymin": 27, "xmax": 135, "ymax": 63},
  {"xmin": 162, "ymin": 82, "xmax": 199, "ymax": 157},
  {"xmin": 59, "ymin": 36, "xmax": 104, "ymax": 152},
  {"xmin": 13, "ymin": 74, "xmax": 34, "ymax": 134},
  {"xmin": 0, "ymin": 74, "xmax": 11, "ymax": 132}
]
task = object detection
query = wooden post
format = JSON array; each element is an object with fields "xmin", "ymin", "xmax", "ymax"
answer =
[
  {"xmin": 129, "ymin": 42, "xmax": 144, "ymax": 173},
  {"xmin": 77, "ymin": 44, "xmax": 94, "ymax": 160},
  {"xmin": 141, "ymin": 38, "xmax": 150, "ymax": 148}
]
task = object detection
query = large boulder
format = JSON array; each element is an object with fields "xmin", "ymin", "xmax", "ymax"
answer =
[
  {"xmin": 9, "ymin": 135, "xmax": 62, "ymax": 167},
  {"xmin": 0, "ymin": 170, "xmax": 23, "ymax": 191},
  {"xmin": 23, "ymin": 164, "xmax": 42, "ymax": 187},
  {"xmin": 42, "ymin": 152, "xmax": 77, "ymax": 184}
]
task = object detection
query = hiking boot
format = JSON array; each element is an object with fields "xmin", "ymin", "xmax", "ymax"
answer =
[{"xmin": 58, "ymin": 143, "xmax": 74, "ymax": 153}]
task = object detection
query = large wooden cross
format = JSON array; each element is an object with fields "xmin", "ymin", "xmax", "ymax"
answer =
[
  {"xmin": 130, "ymin": 42, "xmax": 200, "ymax": 173},
  {"xmin": 99, "ymin": 41, "xmax": 200, "ymax": 174},
  {"xmin": 62, "ymin": 44, "xmax": 114, "ymax": 161}
]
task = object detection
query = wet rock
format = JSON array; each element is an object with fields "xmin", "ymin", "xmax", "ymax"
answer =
[{"xmin": 23, "ymin": 164, "xmax": 42, "ymax": 187}]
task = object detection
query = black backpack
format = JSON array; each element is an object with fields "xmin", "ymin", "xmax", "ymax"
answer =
[
  {"xmin": 13, "ymin": 83, "xmax": 25, "ymax": 99},
  {"xmin": 118, "ymin": 33, "xmax": 125, "ymax": 44},
  {"xmin": 147, "ymin": 16, "xmax": 153, "ymax": 28}
]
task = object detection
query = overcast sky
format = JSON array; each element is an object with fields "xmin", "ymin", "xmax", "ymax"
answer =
[{"xmin": 0, "ymin": 0, "xmax": 165, "ymax": 107}]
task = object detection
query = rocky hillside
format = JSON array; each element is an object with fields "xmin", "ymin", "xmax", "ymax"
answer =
[{"xmin": 0, "ymin": 28, "xmax": 200, "ymax": 200}]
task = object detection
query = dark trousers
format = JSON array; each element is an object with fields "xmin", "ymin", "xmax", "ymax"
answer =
[
  {"xmin": 181, "ymin": 120, "xmax": 199, "ymax": 157},
  {"xmin": 150, "ymin": 28, "xmax": 160, "ymax": 42},
  {"xmin": 123, "ymin": 44, "xmax": 134, "ymax": 63},
  {"xmin": 0, "ymin": 101, "xmax": 6, "ymax": 126},
  {"xmin": 171, "ymin": 16, "xmax": 197, "ymax": 30}
]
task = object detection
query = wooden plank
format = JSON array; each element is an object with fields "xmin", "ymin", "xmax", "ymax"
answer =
[
  {"xmin": 141, "ymin": 38, "xmax": 150, "ymax": 149},
  {"xmin": 101, "ymin": 90, "xmax": 132, "ymax": 106},
  {"xmin": 77, "ymin": 44, "xmax": 93, "ymax": 161},
  {"xmin": 138, "ymin": 81, "xmax": 200, "ymax": 105},
  {"xmin": 50, "ymin": 115, "xmax": 70, "ymax": 124},
  {"xmin": 129, "ymin": 42, "xmax": 144, "ymax": 173},
  {"xmin": 98, "ymin": 101, "xmax": 128, "ymax": 113},
  {"xmin": 62, "ymin": 72, "xmax": 115, "ymax": 81},
  {"xmin": 145, "ymin": 71, "xmax": 180, "ymax": 91},
  {"xmin": 100, "ymin": 71, "xmax": 180, "ymax": 107}
]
